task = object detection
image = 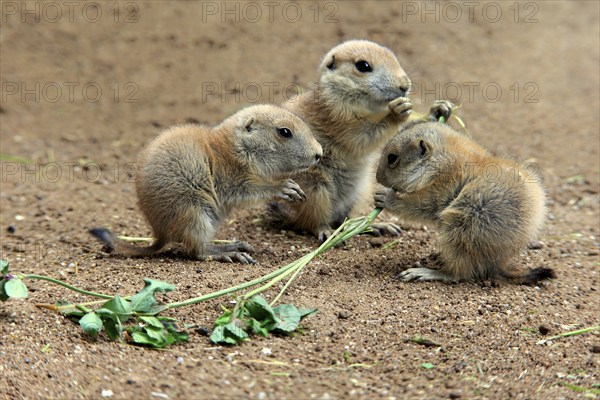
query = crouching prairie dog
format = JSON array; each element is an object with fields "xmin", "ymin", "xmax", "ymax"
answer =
[
  {"xmin": 274, "ymin": 39, "xmax": 413, "ymax": 242},
  {"xmin": 90, "ymin": 104, "xmax": 323, "ymax": 264},
  {"xmin": 375, "ymin": 102, "xmax": 554, "ymax": 284}
]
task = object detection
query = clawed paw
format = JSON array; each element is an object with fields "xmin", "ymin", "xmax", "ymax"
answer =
[
  {"xmin": 277, "ymin": 179, "xmax": 306, "ymax": 203},
  {"xmin": 429, "ymin": 100, "xmax": 454, "ymax": 122},
  {"xmin": 212, "ymin": 252, "xmax": 256, "ymax": 265},
  {"xmin": 370, "ymin": 222, "xmax": 402, "ymax": 237},
  {"xmin": 395, "ymin": 267, "xmax": 453, "ymax": 282},
  {"xmin": 388, "ymin": 96, "xmax": 412, "ymax": 120},
  {"xmin": 374, "ymin": 188, "xmax": 395, "ymax": 209}
]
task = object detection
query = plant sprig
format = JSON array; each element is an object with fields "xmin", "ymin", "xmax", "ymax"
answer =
[{"xmin": 0, "ymin": 208, "xmax": 383, "ymax": 347}]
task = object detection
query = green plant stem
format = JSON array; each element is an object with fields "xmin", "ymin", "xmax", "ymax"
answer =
[
  {"xmin": 24, "ymin": 274, "xmax": 115, "ymax": 299},
  {"xmin": 538, "ymin": 325, "xmax": 599, "ymax": 344},
  {"xmin": 266, "ymin": 208, "xmax": 382, "ymax": 306},
  {"xmin": 24, "ymin": 209, "xmax": 383, "ymax": 314}
]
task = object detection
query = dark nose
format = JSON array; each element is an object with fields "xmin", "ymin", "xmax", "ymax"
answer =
[
  {"xmin": 399, "ymin": 82, "xmax": 411, "ymax": 97},
  {"xmin": 315, "ymin": 153, "xmax": 322, "ymax": 163},
  {"xmin": 387, "ymin": 153, "xmax": 399, "ymax": 168}
]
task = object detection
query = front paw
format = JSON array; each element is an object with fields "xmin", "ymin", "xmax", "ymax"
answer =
[
  {"xmin": 374, "ymin": 188, "xmax": 395, "ymax": 209},
  {"xmin": 277, "ymin": 179, "xmax": 306, "ymax": 202},
  {"xmin": 317, "ymin": 227, "xmax": 333, "ymax": 244},
  {"xmin": 428, "ymin": 100, "xmax": 454, "ymax": 122},
  {"xmin": 370, "ymin": 222, "xmax": 402, "ymax": 237},
  {"xmin": 388, "ymin": 96, "xmax": 412, "ymax": 121}
]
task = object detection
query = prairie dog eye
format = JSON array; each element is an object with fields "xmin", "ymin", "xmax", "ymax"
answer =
[
  {"xmin": 355, "ymin": 60, "xmax": 372, "ymax": 73},
  {"xmin": 278, "ymin": 127, "xmax": 293, "ymax": 138},
  {"xmin": 387, "ymin": 153, "xmax": 399, "ymax": 166}
]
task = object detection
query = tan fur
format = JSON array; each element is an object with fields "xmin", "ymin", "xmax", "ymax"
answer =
[
  {"xmin": 91, "ymin": 105, "xmax": 322, "ymax": 264},
  {"xmin": 375, "ymin": 103, "xmax": 554, "ymax": 284},
  {"xmin": 276, "ymin": 40, "xmax": 413, "ymax": 241}
]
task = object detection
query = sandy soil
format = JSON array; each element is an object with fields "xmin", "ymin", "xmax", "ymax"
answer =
[{"xmin": 1, "ymin": 1, "xmax": 599, "ymax": 399}]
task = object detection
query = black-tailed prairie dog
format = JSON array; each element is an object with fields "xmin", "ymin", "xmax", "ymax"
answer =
[
  {"xmin": 375, "ymin": 103, "xmax": 554, "ymax": 284},
  {"xmin": 274, "ymin": 39, "xmax": 413, "ymax": 242},
  {"xmin": 90, "ymin": 104, "xmax": 323, "ymax": 264}
]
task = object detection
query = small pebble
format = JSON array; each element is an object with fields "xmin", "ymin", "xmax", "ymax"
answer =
[
  {"xmin": 24, "ymin": 358, "xmax": 30, "ymax": 364},
  {"xmin": 261, "ymin": 348, "xmax": 272, "ymax": 356},
  {"xmin": 176, "ymin": 356, "xmax": 184, "ymax": 364},
  {"xmin": 15, "ymin": 215, "xmax": 24, "ymax": 221},
  {"xmin": 151, "ymin": 392, "xmax": 169, "ymax": 399},
  {"xmin": 195, "ymin": 327, "xmax": 210, "ymax": 336},
  {"xmin": 7, "ymin": 225, "xmax": 15, "ymax": 234},
  {"xmin": 101, "ymin": 389, "xmax": 113, "ymax": 398},
  {"xmin": 591, "ymin": 345, "xmax": 600, "ymax": 354},
  {"xmin": 528, "ymin": 241, "xmax": 544, "ymax": 250},
  {"xmin": 337, "ymin": 311, "xmax": 350, "ymax": 319}
]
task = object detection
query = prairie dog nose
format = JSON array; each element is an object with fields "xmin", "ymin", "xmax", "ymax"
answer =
[{"xmin": 387, "ymin": 153, "xmax": 400, "ymax": 168}]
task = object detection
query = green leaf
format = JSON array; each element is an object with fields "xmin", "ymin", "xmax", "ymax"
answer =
[
  {"xmin": 4, "ymin": 277, "xmax": 28, "ymax": 299},
  {"xmin": 104, "ymin": 319, "xmax": 122, "ymax": 340},
  {"xmin": 247, "ymin": 318, "xmax": 269, "ymax": 337},
  {"xmin": 0, "ymin": 260, "xmax": 8, "ymax": 275},
  {"xmin": 101, "ymin": 294, "xmax": 133, "ymax": 323},
  {"xmin": 421, "ymin": 363, "xmax": 435, "ymax": 369},
  {"xmin": 139, "ymin": 316, "xmax": 164, "ymax": 329},
  {"xmin": 298, "ymin": 307, "xmax": 318, "ymax": 319},
  {"xmin": 245, "ymin": 296, "xmax": 276, "ymax": 321},
  {"xmin": 273, "ymin": 304, "xmax": 301, "ymax": 332},
  {"xmin": 214, "ymin": 309, "xmax": 233, "ymax": 327},
  {"xmin": 210, "ymin": 322, "xmax": 249, "ymax": 345},
  {"xmin": 80, "ymin": 312, "xmax": 103, "ymax": 337},
  {"xmin": 129, "ymin": 278, "xmax": 175, "ymax": 314},
  {"xmin": 0, "ymin": 280, "xmax": 9, "ymax": 301},
  {"xmin": 131, "ymin": 331, "xmax": 158, "ymax": 347}
]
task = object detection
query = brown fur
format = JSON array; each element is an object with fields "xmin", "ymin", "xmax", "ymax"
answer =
[
  {"xmin": 90, "ymin": 104, "xmax": 322, "ymax": 264},
  {"xmin": 375, "ymin": 104, "xmax": 553, "ymax": 284},
  {"xmin": 276, "ymin": 40, "xmax": 413, "ymax": 241}
]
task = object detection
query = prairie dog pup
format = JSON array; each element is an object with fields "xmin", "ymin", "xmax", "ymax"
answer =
[
  {"xmin": 375, "ymin": 104, "xmax": 554, "ymax": 283},
  {"xmin": 276, "ymin": 40, "xmax": 413, "ymax": 241},
  {"xmin": 91, "ymin": 105, "xmax": 323, "ymax": 264}
]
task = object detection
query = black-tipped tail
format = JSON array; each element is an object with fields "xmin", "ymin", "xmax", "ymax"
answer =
[
  {"xmin": 89, "ymin": 227, "xmax": 117, "ymax": 252},
  {"xmin": 520, "ymin": 267, "xmax": 556, "ymax": 285},
  {"xmin": 89, "ymin": 227, "xmax": 165, "ymax": 257}
]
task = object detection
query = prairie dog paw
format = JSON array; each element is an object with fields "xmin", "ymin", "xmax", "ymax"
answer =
[
  {"xmin": 370, "ymin": 222, "xmax": 402, "ymax": 237},
  {"xmin": 396, "ymin": 267, "xmax": 454, "ymax": 282},
  {"xmin": 232, "ymin": 241, "xmax": 255, "ymax": 254},
  {"xmin": 374, "ymin": 188, "xmax": 396, "ymax": 209},
  {"xmin": 429, "ymin": 100, "xmax": 454, "ymax": 122},
  {"xmin": 211, "ymin": 252, "xmax": 256, "ymax": 265},
  {"xmin": 317, "ymin": 227, "xmax": 333, "ymax": 244},
  {"xmin": 277, "ymin": 179, "xmax": 306, "ymax": 202},
  {"xmin": 388, "ymin": 96, "xmax": 412, "ymax": 120}
]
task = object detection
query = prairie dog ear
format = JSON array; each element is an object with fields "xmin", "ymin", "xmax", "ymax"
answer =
[
  {"xmin": 418, "ymin": 139, "xmax": 433, "ymax": 158},
  {"xmin": 326, "ymin": 55, "xmax": 336, "ymax": 70},
  {"xmin": 244, "ymin": 117, "xmax": 255, "ymax": 133}
]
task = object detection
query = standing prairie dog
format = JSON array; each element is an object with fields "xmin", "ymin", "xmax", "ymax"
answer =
[
  {"xmin": 375, "ymin": 102, "xmax": 554, "ymax": 284},
  {"xmin": 90, "ymin": 104, "xmax": 323, "ymax": 264},
  {"xmin": 274, "ymin": 40, "xmax": 413, "ymax": 242}
]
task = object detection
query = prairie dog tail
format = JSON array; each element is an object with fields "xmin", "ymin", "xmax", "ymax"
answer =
[
  {"xmin": 89, "ymin": 228, "xmax": 165, "ymax": 257},
  {"xmin": 502, "ymin": 267, "xmax": 555, "ymax": 285}
]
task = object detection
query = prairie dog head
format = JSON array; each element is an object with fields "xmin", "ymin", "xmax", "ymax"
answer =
[
  {"xmin": 377, "ymin": 122, "xmax": 452, "ymax": 193},
  {"xmin": 230, "ymin": 105, "xmax": 323, "ymax": 178},
  {"xmin": 317, "ymin": 40, "xmax": 411, "ymax": 117}
]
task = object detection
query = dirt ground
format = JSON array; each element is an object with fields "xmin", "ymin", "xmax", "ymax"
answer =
[{"xmin": 1, "ymin": 1, "xmax": 599, "ymax": 399}]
